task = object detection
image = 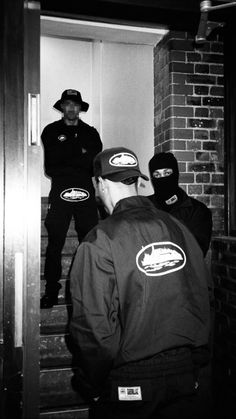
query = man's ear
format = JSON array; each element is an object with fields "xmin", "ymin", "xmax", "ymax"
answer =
[{"xmin": 98, "ymin": 177, "xmax": 106, "ymax": 192}]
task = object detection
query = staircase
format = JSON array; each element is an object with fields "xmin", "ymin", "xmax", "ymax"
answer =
[{"xmin": 40, "ymin": 197, "xmax": 89, "ymax": 419}]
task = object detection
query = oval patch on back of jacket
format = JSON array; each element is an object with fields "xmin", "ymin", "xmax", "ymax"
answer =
[
  {"xmin": 136, "ymin": 242, "xmax": 186, "ymax": 277},
  {"xmin": 60, "ymin": 188, "xmax": 90, "ymax": 202}
]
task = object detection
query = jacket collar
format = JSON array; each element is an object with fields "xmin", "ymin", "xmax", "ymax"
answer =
[
  {"xmin": 113, "ymin": 195, "xmax": 155, "ymax": 214},
  {"xmin": 150, "ymin": 187, "xmax": 192, "ymax": 211}
]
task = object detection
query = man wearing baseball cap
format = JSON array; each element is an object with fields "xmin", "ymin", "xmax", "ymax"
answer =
[
  {"xmin": 41, "ymin": 89, "xmax": 102, "ymax": 308},
  {"xmin": 69, "ymin": 146, "xmax": 212, "ymax": 418}
]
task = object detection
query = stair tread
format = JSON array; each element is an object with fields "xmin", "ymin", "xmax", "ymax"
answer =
[
  {"xmin": 40, "ymin": 405, "xmax": 89, "ymax": 419},
  {"xmin": 40, "ymin": 405, "xmax": 89, "ymax": 413},
  {"xmin": 40, "ymin": 302, "xmax": 72, "ymax": 308},
  {"xmin": 40, "ymin": 329, "xmax": 70, "ymax": 338},
  {"xmin": 40, "ymin": 365, "xmax": 75, "ymax": 372}
]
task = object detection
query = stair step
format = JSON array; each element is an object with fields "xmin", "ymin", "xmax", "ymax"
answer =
[
  {"xmin": 40, "ymin": 406, "xmax": 89, "ymax": 419},
  {"xmin": 41, "ymin": 255, "xmax": 74, "ymax": 278},
  {"xmin": 40, "ymin": 304, "xmax": 72, "ymax": 334},
  {"xmin": 41, "ymin": 198, "xmax": 49, "ymax": 220},
  {"xmin": 40, "ymin": 278, "xmax": 71, "ymax": 305},
  {"xmin": 40, "ymin": 333, "xmax": 73, "ymax": 368},
  {"xmin": 40, "ymin": 366, "xmax": 85, "ymax": 409},
  {"xmin": 41, "ymin": 221, "xmax": 77, "ymax": 238},
  {"xmin": 41, "ymin": 236, "xmax": 79, "ymax": 256}
]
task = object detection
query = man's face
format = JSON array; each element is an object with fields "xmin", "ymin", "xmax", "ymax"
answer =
[
  {"xmin": 152, "ymin": 168, "xmax": 173, "ymax": 179},
  {"xmin": 61, "ymin": 100, "xmax": 81, "ymax": 121}
]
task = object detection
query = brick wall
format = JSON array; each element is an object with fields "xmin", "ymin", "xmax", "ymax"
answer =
[
  {"xmin": 153, "ymin": 30, "xmax": 224, "ymax": 234},
  {"xmin": 212, "ymin": 236, "xmax": 236, "ymax": 393},
  {"xmin": 153, "ymin": 32, "xmax": 236, "ymax": 395}
]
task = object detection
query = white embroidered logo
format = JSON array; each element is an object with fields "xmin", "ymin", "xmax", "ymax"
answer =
[
  {"xmin": 58, "ymin": 134, "xmax": 67, "ymax": 142},
  {"xmin": 136, "ymin": 242, "xmax": 186, "ymax": 276},
  {"xmin": 60, "ymin": 188, "xmax": 90, "ymax": 202},
  {"xmin": 67, "ymin": 89, "xmax": 77, "ymax": 95},
  {"xmin": 109, "ymin": 152, "xmax": 137, "ymax": 167},
  {"xmin": 118, "ymin": 386, "xmax": 142, "ymax": 401},
  {"xmin": 165, "ymin": 195, "xmax": 178, "ymax": 205}
]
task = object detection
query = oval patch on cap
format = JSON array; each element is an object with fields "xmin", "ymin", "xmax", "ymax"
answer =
[
  {"xmin": 109, "ymin": 152, "xmax": 137, "ymax": 167},
  {"xmin": 60, "ymin": 188, "xmax": 90, "ymax": 202},
  {"xmin": 136, "ymin": 242, "xmax": 186, "ymax": 277}
]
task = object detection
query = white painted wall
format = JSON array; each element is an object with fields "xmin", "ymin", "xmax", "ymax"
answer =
[
  {"xmin": 100, "ymin": 42, "xmax": 154, "ymax": 195},
  {"xmin": 40, "ymin": 36, "xmax": 154, "ymax": 196}
]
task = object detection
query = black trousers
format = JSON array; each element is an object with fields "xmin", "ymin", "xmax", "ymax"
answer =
[
  {"xmin": 44, "ymin": 199, "xmax": 98, "ymax": 293},
  {"xmin": 89, "ymin": 348, "xmax": 213, "ymax": 419}
]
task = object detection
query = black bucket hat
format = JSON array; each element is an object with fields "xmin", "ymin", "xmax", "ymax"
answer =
[{"xmin": 53, "ymin": 89, "xmax": 89, "ymax": 112}]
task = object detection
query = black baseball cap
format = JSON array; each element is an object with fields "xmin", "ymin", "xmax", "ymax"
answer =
[{"xmin": 94, "ymin": 147, "xmax": 149, "ymax": 182}]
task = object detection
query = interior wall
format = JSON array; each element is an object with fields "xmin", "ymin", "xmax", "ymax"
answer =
[
  {"xmin": 100, "ymin": 42, "xmax": 154, "ymax": 195},
  {"xmin": 40, "ymin": 35, "xmax": 154, "ymax": 197},
  {"xmin": 40, "ymin": 36, "xmax": 94, "ymax": 196}
]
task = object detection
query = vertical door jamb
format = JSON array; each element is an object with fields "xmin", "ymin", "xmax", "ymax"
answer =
[
  {"xmin": 1, "ymin": 1, "xmax": 41, "ymax": 418},
  {"xmin": 23, "ymin": 1, "xmax": 41, "ymax": 418}
]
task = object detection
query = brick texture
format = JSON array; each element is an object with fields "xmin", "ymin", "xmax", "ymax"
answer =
[
  {"xmin": 212, "ymin": 237, "xmax": 236, "ymax": 389},
  {"xmin": 154, "ymin": 31, "xmax": 224, "ymax": 234}
]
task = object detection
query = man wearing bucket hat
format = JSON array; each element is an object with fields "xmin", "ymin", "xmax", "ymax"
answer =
[
  {"xmin": 69, "ymin": 146, "xmax": 212, "ymax": 419},
  {"xmin": 41, "ymin": 89, "xmax": 102, "ymax": 309}
]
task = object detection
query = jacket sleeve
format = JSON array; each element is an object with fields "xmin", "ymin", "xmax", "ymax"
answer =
[
  {"xmin": 77, "ymin": 127, "xmax": 103, "ymax": 174},
  {"xmin": 41, "ymin": 125, "xmax": 102, "ymax": 177},
  {"xmin": 189, "ymin": 205, "xmax": 213, "ymax": 257},
  {"xmin": 41, "ymin": 125, "xmax": 80, "ymax": 177},
  {"xmin": 69, "ymin": 232, "xmax": 120, "ymax": 394}
]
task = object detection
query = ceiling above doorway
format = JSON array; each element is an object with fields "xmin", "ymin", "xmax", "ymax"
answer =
[{"xmin": 41, "ymin": 15, "xmax": 168, "ymax": 46}]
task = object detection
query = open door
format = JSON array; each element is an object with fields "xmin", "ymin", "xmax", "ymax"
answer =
[{"xmin": 1, "ymin": 1, "xmax": 41, "ymax": 418}]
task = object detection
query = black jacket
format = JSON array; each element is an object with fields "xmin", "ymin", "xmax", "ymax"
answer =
[
  {"xmin": 41, "ymin": 118, "xmax": 102, "ymax": 182},
  {"xmin": 70, "ymin": 196, "xmax": 211, "ymax": 391},
  {"xmin": 148, "ymin": 188, "xmax": 212, "ymax": 257}
]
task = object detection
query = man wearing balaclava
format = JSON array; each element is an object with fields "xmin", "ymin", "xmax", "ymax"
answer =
[{"xmin": 148, "ymin": 152, "xmax": 212, "ymax": 257}]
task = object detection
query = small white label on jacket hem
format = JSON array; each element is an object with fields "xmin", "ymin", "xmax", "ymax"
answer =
[{"xmin": 118, "ymin": 386, "xmax": 142, "ymax": 401}]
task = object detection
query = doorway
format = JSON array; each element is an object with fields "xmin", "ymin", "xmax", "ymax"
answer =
[
  {"xmin": 38, "ymin": 15, "xmax": 168, "ymax": 417},
  {"xmin": 40, "ymin": 15, "xmax": 168, "ymax": 198}
]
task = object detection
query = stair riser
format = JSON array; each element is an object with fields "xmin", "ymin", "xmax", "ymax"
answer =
[
  {"xmin": 41, "ymin": 201, "xmax": 49, "ymax": 220},
  {"xmin": 41, "ymin": 305, "xmax": 71, "ymax": 330},
  {"xmin": 40, "ymin": 279, "xmax": 71, "ymax": 304},
  {"xmin": 41, "ymin": 222, "xmax": 77, "ymax": 238},
  {"xmin": 40, "ymin": 334, "xmax": 73, "ymax": 368},
  {"xmin": 41, "ymin": 237, "xmax": 79, "ymax": 255},
  {"xmin": 40, "ymin": 368, "xmax": 85, "ymax": 408},
  {"xmin": 41, "ymin": 256, "xmax": 74, "ymax": 277}
]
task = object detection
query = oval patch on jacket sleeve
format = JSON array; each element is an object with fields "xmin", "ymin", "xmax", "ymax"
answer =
[{"xmin": 136, "ymin": 242, "xmax": 186, "ymax": 277}]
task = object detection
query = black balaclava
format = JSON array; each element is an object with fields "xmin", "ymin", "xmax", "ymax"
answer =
[{"xmin": 149, "ymin": 152, "xmax": 179, "ymax": 203}]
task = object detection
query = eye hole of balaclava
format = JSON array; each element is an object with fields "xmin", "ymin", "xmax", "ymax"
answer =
[{"xmin": 149, "ymin": 152, "xmax": 179, "ymax": 202}]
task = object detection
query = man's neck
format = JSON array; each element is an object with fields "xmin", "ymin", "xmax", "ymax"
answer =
[{"xmin": 63, "ymin": 117, "xmax": 79, "ymax": 126}]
